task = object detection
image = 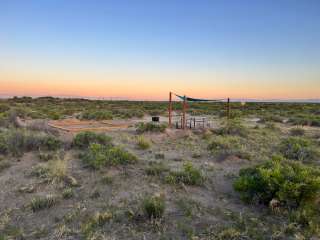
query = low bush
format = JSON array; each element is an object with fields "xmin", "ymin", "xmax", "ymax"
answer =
[
  {"xmin": 145, "ymin": 161, "xmax": 169, "ymax": 176},
  {"xmin": 0, "ymin": 129, "xmax": 62, "ymax": 156},
  {"xmin": 62, "ymin": 188, "xmax": 74, "ymax": 199},
  {"xmin": 81, "ymin": 110, "xmax": 113, "ymax": 120},
  {"xmin": 207, "ymin": 136, "xmax": 250, "ymax": 160},
  {"xmin": 0, "ymin": 160, "xmax": 11, "ymax": 173},
  {"xmin": 234, "ymin": 156, "xmax": 320, "ymax": 233},
  {"xmin": 143, "ymin": 195, "xmax": 165, "ymax": 219},
  {"xmin": 289, "ymin": 115, "xmax": 320, "ymax": 127},
  {"xmin": 136, "ymin": 122, "xmax": 167, "ymax": 134},
  {"xmin": 73, "ymin": 131, "xmax": 112, "ymax": 148},
  {"xmin": 166, "ymin": 162, "xmax": 204, "ymax": 185},
  {"xmin": 41, "ymin": 135, "xmax": 62, "ymax": 151},
  {"xmin": 279, "ymin": 137, "xmax": 318, "ymax": 161},
  {"xmin": 289, "ymin": 127, "xmax": 305, "ymax": 136},
  {"xmin": 233, "ymin": 156, "xmax": 320, "ymax": 208},
  {"xmin": 215, "ymin": 120, "xmax": 248, "ymax": 137},
  {"xmin": 136, "ymin": 136, "xmax": 151, "ymax": 150},
  {"xmin": 258, "ymin": 114, "xmax": 284, "ymax": 123},
  {"xmin": 81, "ymin": 143, "xmax": 137, "ymax": 169}
]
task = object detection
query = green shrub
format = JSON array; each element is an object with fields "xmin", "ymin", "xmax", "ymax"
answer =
[
  {"xmin": 215, "ymin": 120, "xmax": 248, "ymax": 137},
  {"xmin": 2, "ymin": 129, "xmax": 62, "ymax": 156},
  {"xmin": 81, "ymin": 110, "xmax": 113, "ymax": 120},
  {"xmin": 81, "ymin": 143, "xmax": 137, "ymax": 169},
  {"xmin": 289, "ymin": 115, "xmax": 320, "ymax": 127},
  {"xmin": 280, "ymin": 137, "xmax": 317, "ymax": 161},
  {"xmin": 0, "ymin": 133, "xmax": 8, "ymax": 154},
  {"xmin": 166, "ymin": 162, "xmax": 204, "ymax": 185},
  {"xmin": 73, "ymin": 131, "xmax": 112, "ymax": 148},
  {"xmin": 233, "ymin": 156, "xmax": 320, "ymax": 208},
  {"xmin": 258, "ymin": 114, "xmax": 283, "ymax": 123},
  {"xmin": 136, "ymin": 136, "xmax": 151, "ymax": 150},
  {"xmin": 143, "ymin": 195, "xmax": 165, "ymax": 219},
  {"xmin": 207, "ymin": 136, "xmax": 250, "ymax": 160},
  {"xmin": 62, "ymin": 188, "xmax": 74, "ymax": 199},
  {"xmin": 41, "ymin": 135, "xmax": 62, "ymax": 151},
  {"xmin": 136, "ymin": 122, "xmax": 167, "ymax": 133}
]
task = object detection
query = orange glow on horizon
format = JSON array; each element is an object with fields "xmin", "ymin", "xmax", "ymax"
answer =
[{"xmin": 1, "ymin": 66, "xmax": 319, "ymax": 100}]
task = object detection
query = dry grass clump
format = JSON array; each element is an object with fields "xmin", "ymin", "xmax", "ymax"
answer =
[
  {"xmin": 30, "ymin": 195, "xmax": 58, "ymax": 212},
  {"xmin": 142, "ymin": 195, "xmax": 165, "ymax": 219},
  {"xmin": 136, "ymin": 135, "xmax": 151, "ymax": 150},
  {"xmin": 31, "ymin": 157, "xmax": 68, "ymax": 184},
  {"xmin": 81, "ymin": 211, "xmax": 112, "ymax": 238}
]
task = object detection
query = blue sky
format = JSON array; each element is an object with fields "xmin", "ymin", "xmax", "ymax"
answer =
[{"xmin": 1, "ymin": 0, "xmax": 319, "ymax": 99}]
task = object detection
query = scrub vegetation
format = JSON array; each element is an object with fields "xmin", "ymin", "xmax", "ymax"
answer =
[{"xmin": 0, "ymin": 96, "xmax": 320, "ymax": 239}]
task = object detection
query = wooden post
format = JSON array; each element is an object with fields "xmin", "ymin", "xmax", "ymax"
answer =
[
  {"xmin": 182, "ymin": 95, "xmax": 186, "ymax": 129},
  {"xmin": 168, "ymin": 92, "xmax": 172, "ymax": 127},
  {"xmin": 227, "ymin": 98, "xmax": 230, "ymax": 120}
]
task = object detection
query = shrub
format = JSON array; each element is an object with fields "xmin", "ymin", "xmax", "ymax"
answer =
[
  {"xmin": 62, "ymin": 188, "xmax": 74, "ymax": 199},
  {"xmin": 166, "ymin": 162, "xmax": 204, "ymax": 185},
  {"xmin": 0, "ymin": 160, "xmax": 11, "ymax": 173},
  {"xmin": 30, "ymin": 195, "xmax": 57, "ymax": 212},
  {"xmin": 136, "ymin": 122, "xmax": 167, "ymax": 134},
  {"xmin": 233, "ymin": 156, "xmax": 320, "ymax": 208},
  {"xmin": 136, "ymin": 136, "xmax": 151, "ymax": 150},
  {"xmin": 41, "ymin": 135, "xmax": 62, "ymax": 151},
  {"xmin": 145, "ymin": 162, "xmax": 169, "ymax": 176},
  {"xmin": 73, "ymin": 131, "xmax": 112, "ymax": 148},
  {"xmin": 290, "ymin": 127, "xmax": 305, "ymax": 136},
  {"xmin": 143, "ymin": 195, "xmax": 165, "ymax": 219},
  {"xmin": 3, "ymin": 129, "xmax": 62, "ymax": 156},
  {"xmin": 258, "ymin": 114, "xmax": 283, "ymax": 123},
  {"xmin": 207, "ymin": 136, "xmax": 250, "ymax": 160},
  {"xmin": 81, "ymin": 143, "xmax": 137, "ymax": 169},
  {"xmin": 81, "ymin": 110, "xmax": 113, "ymax": 120},
  {"xmin": 279, "ymin": 137, "xmax": 317, "ymax": 161},
  {"xmin": 215, "ymin": 120, "xmax": 248, "ymax": 137},
  {"xmin": 0, "ymin": 133, "xmax": 8, "ymax": 154}
]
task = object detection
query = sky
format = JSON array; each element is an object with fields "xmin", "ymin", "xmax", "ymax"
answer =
[{"xmin": 0, "ymin": 0, "xmax": 319, "ymax": 100}]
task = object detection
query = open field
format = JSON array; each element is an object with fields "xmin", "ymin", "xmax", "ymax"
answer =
[{"xmin": 0, "ymin": 97, "xmax": 320, "ymax": 240}]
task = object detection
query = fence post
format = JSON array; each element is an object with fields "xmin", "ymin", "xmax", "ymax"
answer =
[
  {"xmin": 227, "ymin": 98, "xmax": 230, "ymax": 120},
  {"xmin": 168, "ymin": 92, "xmax": 172, "ymax": 127},
  {"xmin": 182, "ymin": 95, "xmax": 186, "ymax": 129}
]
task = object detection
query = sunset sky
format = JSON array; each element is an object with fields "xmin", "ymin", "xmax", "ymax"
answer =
[{"xmin": 1, "ymin": 0, "xmax": 319, "ymax": 100}]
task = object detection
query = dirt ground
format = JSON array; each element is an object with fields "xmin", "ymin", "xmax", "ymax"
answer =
[{"xmin": 1, "ymin": 117, "xmax": 319, "ymax": 240}]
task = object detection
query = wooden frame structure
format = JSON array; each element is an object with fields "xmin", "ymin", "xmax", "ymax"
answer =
[{"xmin": 168, "ymin": 91, "xmax": 231, "ymax": 129}]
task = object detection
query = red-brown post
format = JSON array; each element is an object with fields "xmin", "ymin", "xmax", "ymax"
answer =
[
  {"xmin": 227, "ymin": 98, "xmax": 230, "ymax": 120},
  {"xmin": 168, "ymin": 92, "xmax": 172, "ymax": 127},
  {"xmin": 182, "ymin": 95, "xmax": 186, "ymax": 129}
]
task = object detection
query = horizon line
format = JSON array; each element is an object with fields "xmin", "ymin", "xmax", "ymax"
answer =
[{"xmin": 0, "ymin": 94, "xmax": 319, "ymax": 103}]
